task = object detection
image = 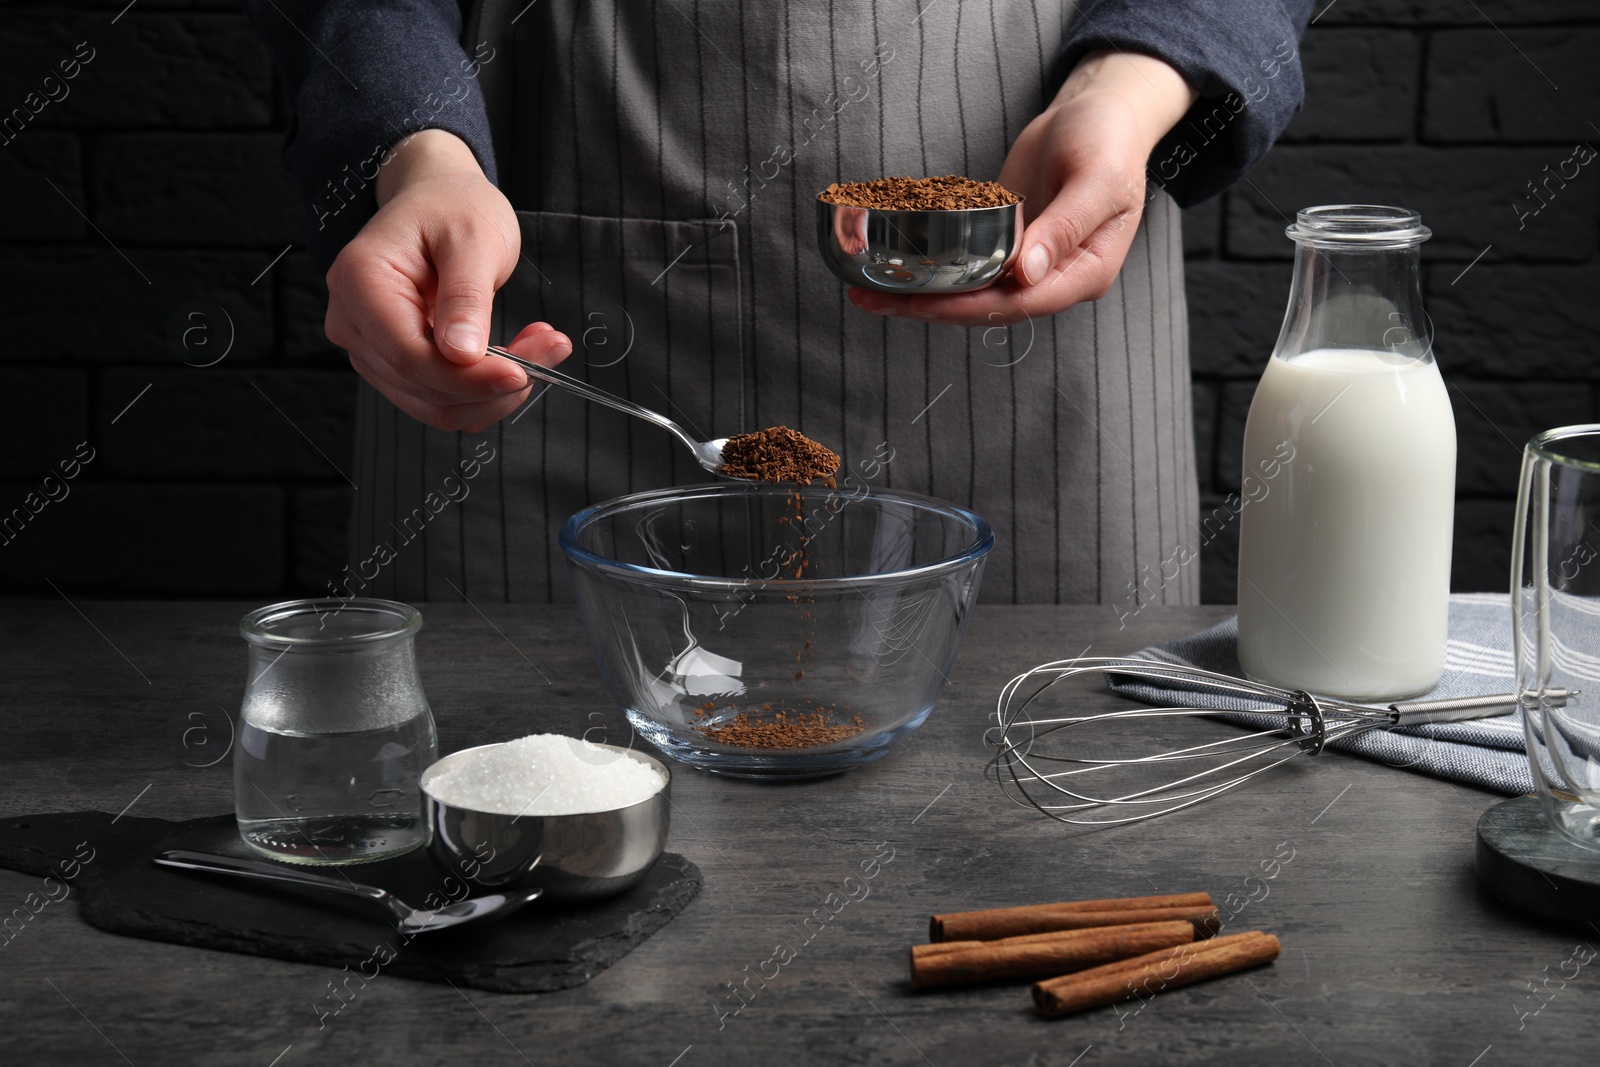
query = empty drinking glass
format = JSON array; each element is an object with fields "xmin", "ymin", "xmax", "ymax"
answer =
[{"xmin": 1512, "ymin": 425, "xmax": 1600, "ymax": 851}]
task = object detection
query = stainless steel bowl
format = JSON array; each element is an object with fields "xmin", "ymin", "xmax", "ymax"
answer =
[
  {"xmin": 420, "ymin": 741, "xmax": 670, "ymax": 902},
  {"xmin": 816, "ymin": 196, "xmax": 1024, "ymax": 294}
]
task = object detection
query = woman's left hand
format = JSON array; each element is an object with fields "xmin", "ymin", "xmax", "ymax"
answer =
[{"xmin": 849, "ymin": 50, "xmax": 1197, "ymax": 327}]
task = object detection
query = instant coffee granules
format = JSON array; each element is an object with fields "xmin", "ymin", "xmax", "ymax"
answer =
[
  {"xmin": 721, "ymin": 426, "xmax": 841, "ymax": 483},
  {"xmin": 715, "ymin": 432, "xmax": 846, "ymax": 752},
  {"xmin": 820, "ymin": 175, "xmax": 1021, "ymax": 211},
  {"xmin": 692, "ymin": 702, "xmax": 864, "ymax": 749}
]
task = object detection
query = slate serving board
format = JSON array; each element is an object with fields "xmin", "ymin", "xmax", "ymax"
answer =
[{"xmin": 0, "ymin": 811, "xmax": 700, "ymax": 994}]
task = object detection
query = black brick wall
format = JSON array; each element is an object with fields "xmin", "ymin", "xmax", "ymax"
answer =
[
  {"xmin": 0, "ymin": 1, "xmax": 1593, "ymax": 601},
  {"xmin": 0, "ymin": 1, "xmax": 344, "ymax": 598}
]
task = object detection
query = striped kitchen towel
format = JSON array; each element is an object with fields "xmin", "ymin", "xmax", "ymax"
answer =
[{"xmin": 1108, "ymin": 594, "xmax": 1533, "ymax": 795}]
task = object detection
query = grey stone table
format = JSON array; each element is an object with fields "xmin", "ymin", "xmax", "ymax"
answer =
[{"xmin": 0, "ymin": 601, "xmax": 1591, "ymax": 1066}]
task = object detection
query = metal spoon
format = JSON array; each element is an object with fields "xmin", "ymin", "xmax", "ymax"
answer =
[
  {"xmin": 154, "ymin": 849, "xmax": 542, "ymax": 934},
  {"xmin": 487, "ymin": 345, "xmax": 728, "ymax": 475}
]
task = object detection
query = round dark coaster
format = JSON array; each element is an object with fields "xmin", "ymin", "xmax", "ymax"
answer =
[{"xmin": 1476, "ymin": 795, "xmax": 1600, "ymax": 933}]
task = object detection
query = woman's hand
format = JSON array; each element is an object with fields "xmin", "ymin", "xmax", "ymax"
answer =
[
  {"xmin": 849, "ymin": 51, "xmax": 1197, "ymax": 326},
  {"xmin": 323, "ymin": 129, "xmax": 572, "ymax": 432}
]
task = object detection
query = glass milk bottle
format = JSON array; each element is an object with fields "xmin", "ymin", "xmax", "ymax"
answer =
[{"xmin": 1236, "ymin": 205, "xmax": 1455, "ymax": 700}]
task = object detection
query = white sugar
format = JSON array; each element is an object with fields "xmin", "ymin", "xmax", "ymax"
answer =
[{"xmin": 425, "ymin": 734, "xmax": 666, "ymax": 815}]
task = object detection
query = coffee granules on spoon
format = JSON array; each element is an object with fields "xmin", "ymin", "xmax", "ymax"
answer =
[
  {"xmin": 721, "ymin": 426, "xmax": 841, "ymax": 483},
  {"xmin": 820, "ymin": 175, "xmax": 1020, "ymax": 211}
]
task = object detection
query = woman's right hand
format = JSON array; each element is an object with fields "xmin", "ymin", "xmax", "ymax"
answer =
[{"xmin": 323, "ymin": 129, "xmax": 572, "ymax": 433}]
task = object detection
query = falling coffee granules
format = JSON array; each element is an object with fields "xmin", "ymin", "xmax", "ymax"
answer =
[
  {"xmin": 693, "ymin": 702, "xmax": 865, "ymax": 749},
  {"xmin": 715, "ymin": 433, "xmax": 843, "ymax": 750},
  {"xmin": 721, "ymin": 426, "xmax": 841, "ymax": 484},
  {"xmin": 820, "ymin": 175, "xmax": 1021, "ymax": 211}
]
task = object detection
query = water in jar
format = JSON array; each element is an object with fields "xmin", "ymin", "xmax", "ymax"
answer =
[
  {"xmin": 234, "ymin": 711, "xmax": 436, "ymax": 864},
  {"xmin": 234, "ymin": 618, "xmax": 436, "ymax": 865}
]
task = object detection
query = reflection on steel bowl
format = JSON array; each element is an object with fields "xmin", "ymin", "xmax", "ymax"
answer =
[{"xmin": 816, "ymin": 198, "xmax": 1024, "ymax": 294}]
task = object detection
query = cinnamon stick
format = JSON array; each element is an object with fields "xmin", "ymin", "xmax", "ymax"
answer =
[
  {"xmin": 910, "ymin": 920, "xmax": 1198, "ymax": 991},
  {"xmin": 1031, "ymin": 930, "xmax": 1281, "ymax": 1018},
  {"xmin": 912, "ymin": 921, "xmax": 1198, "ymax": 961},
  {"xmin": 913, "ymin": 940, "xmax": 985, "ymax": 960},
  {"xmin": 913, "ymin": 929, "xmax": 1089, "ymax": 961},
  {"xmin": 933, "ymin": 902, "xmax": 1219, "ymax": 943},
  {"xmin": 930, "ymin": 892, "xmax": 1212, "ymax": 942}
]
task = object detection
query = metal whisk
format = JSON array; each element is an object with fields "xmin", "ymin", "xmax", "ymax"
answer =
[{"xmin": 985, "ymin": 657, "xmax": 1556, "ymax": 826}]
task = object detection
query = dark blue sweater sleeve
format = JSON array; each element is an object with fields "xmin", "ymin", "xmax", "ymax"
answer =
[
  {"xmin": 242, "ymin": 0, "xmax": 500, "ymax": 273},
  {"xmin": 1061, "ymin": 0, "xmax": 1318, "ymax": 206}
]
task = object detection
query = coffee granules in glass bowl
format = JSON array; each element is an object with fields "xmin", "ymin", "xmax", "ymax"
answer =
[
  {"xmin": 692, "ymin": 702, "xmax": 865, "ymax": 749},
  {"xmin": 710, "ymin": 432, "xmax": 849, "ymax": 751},
  {"xmin": 721, "ymin": 426, "xmax": 841, "ymax": 484},
  {"xmin": 819, "ymin": 175, "xmax": 1021, "ymax": 211}
]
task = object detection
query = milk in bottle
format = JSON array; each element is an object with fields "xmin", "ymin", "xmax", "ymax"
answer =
[{"xmin": 1236, "ymin": 206, "xmax": 1455, "ymax": 700}]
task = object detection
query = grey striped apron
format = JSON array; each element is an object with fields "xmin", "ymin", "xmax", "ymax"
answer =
[{"xmin": 348, "ymin": 0, "xmax": 1198, "ymax": 607}]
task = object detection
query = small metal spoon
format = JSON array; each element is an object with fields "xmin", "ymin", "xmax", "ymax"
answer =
[
  {"xmin": 154, "ymin": 849, "xmax": 542, "ymax": 934},
  {"xmin": 487, "ymin": 345, "xmax": 728, "ymax": 475}
]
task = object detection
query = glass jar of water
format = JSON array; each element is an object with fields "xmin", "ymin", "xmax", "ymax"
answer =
[{"xmin": 234, "ymin": 598, "xmax": 437, "ymax": 864}]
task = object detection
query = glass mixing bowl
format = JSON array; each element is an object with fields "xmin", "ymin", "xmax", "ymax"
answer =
[{"xmin": 561, "ymin": 483, "xmax": 993, "ymax": 778}]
